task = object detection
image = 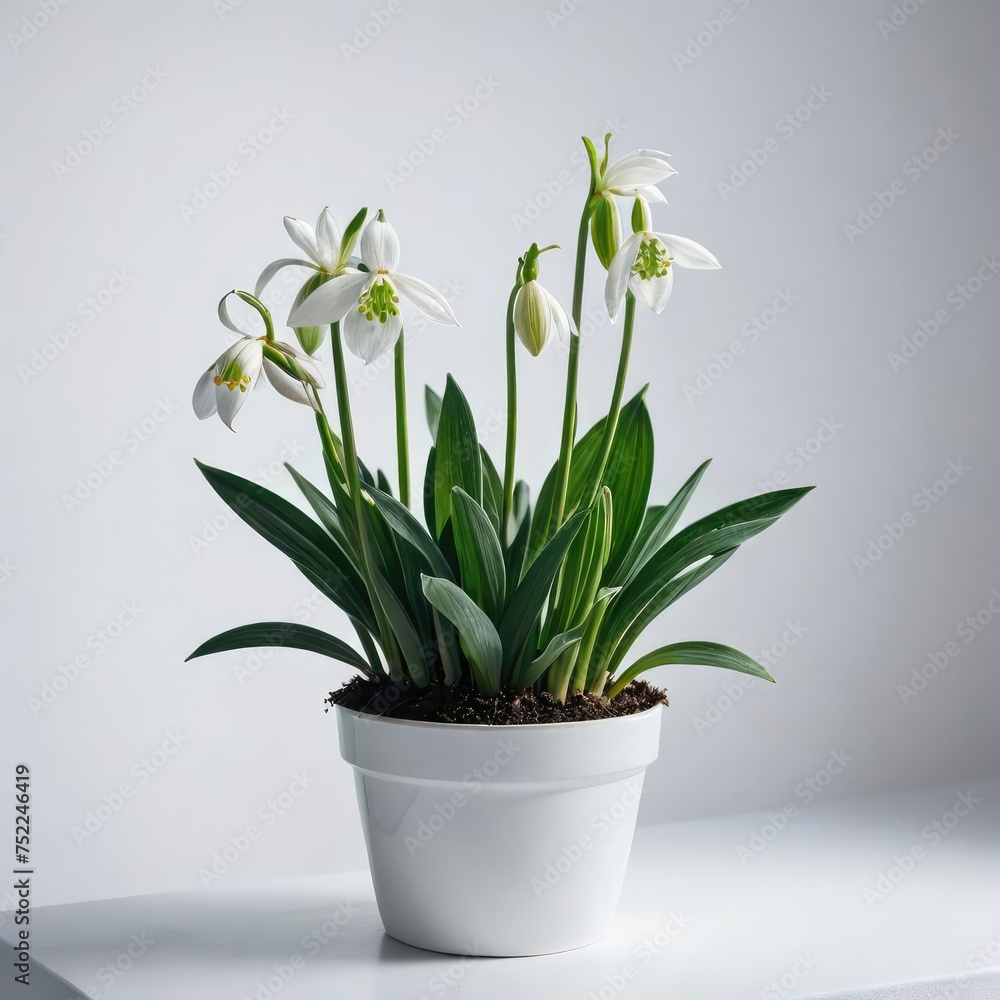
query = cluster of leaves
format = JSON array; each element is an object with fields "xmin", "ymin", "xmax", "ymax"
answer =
[{"xmin": 189, "ymin": 374, "xmax": 810, "ymax": 703}]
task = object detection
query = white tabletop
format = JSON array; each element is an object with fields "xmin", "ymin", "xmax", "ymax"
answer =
[{"xmin": 5, "ymin": 781, "xmax": 999, "ymax": 999}]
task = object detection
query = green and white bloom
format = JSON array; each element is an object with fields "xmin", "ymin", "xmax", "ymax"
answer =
[
  {"xmin": 590, "ymin": 146, "xmax": 677, "ymax": 269},
  {"xmin": 256, "ymin": 207, "xmax": 365, "ymax": 354},
  {"xmin": 288, "ymin": 211, "xmax": 459, "ymax": 364},
  {"xmin": 596, "ymin": 147, "xmax": 676, "ymax": 202},
  {"xmin": 193, "ymin": 293, "xmax": 325, "ymax": 430},
  {"xmin": 255, "ymin": 207, "xmax": 358, "ymax": 297},
  {"xmin": 605, "ymin": 229, "xmax": 720, "ymax": 320},
  {"xmin": 513, "ymin": 280, "xmax": 572, "ymax": 357},
  {"xmin": 512, "ymin": 243, "xmax": 572, "ymax": 357}
]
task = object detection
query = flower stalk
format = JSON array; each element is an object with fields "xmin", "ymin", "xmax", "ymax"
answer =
[{"xmin": 394, "ymin": 334, "xmax": 410, "ymax": 508}]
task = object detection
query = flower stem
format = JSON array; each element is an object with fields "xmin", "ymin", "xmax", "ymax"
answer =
[
  {"xmin": 394, "ymin": 333, "xmax": 410, "ymax": 508},
  {"xmin": 501, "ymin": 283, "xmax": 519, "ymax": 539},
  {"xmin": 582, "ymin": 290, "xmax": 636, "ymax": 507},
  {"xmin": 329, "ymin": 321, "xmax": 400, "ymax": 676},
  {"xmin": 548, "ymin": 203, "xmax": 592, "ymax": 538}
]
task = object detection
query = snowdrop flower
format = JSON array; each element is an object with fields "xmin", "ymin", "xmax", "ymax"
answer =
[
  {"xmin": 192, "ymin": 292, "xmax": 325, "ymax": 430},
  {"xmin": 255, "ymin": 207, "xmax": 365, "ymax": 353},
  {"xmin": 512, "ymin": 243, "xmax": 572, "ymax": 356},
  {"xmin": 288, "ymin": 210, "xmax": 459, "ymax": 364},
  {"xmin": 605, "ymin": 226, "xmax": 720, "ymax": 321},
  {"xmin": 589, "ymin": 140, "xmax": 676, "ymax": 269},
  {"xmin": 595, "ymin": 146, "xmax": 676, "ymax": 202}
]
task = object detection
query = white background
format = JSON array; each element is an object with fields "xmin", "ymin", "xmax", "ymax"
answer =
[{"xmin": 1, "ymin": 0, "xmax": 998, "ymax": 907}]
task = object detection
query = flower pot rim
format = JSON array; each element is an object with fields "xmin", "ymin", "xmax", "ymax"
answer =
[{"xmin": 334, "ymin": 700, "xmax": 663, "ymax": 733}]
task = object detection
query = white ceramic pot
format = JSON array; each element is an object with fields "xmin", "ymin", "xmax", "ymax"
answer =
[{"xmin": 336, "ymin": 703, "xmax": 662, "ymax": 956}]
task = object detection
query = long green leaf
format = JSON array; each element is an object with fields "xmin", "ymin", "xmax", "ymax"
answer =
[
  {"xmin": 601, "ymin": 549, "xmax": 737, "ymax": 676},
  {"xmin": 451, "ymin": 487, "xmax": 506, "ymax": 621},
  {"xmin": 526, "ymin": 388, "xmax": 648, "ymax": 564},
  {"xmin": 423, "ymin": 446, "xmax": 437, "ymax": 537},
  {"xmin": 286, "ymin": 464, "xmax": 355, "ymax": 559},
  {"xmin": 607, "ymin": 486, "xmax": 813, "ymax": 649},
  {"xmin": 370, "ymin": 564, "xmax": 431, "ymax": 687},
  {"xmin": 595, "ymin": 390, "xmax": 654, "ymax": 582},
  {"xmin": 516, "ymin": 623, "xmax": 588, "ymax": 690},
  {"xmin": 425, "ymin": 385, "xmax": 442, "ymax": 437},
  {"xmin": 602, "ymin": 517, "xmax": 778, "ymax": 663},
  {"xmin": 422, "ymin": 575, "xmax": 502, "ymax": 694},
  {"xmin": 498, "ymin": 508, "xmax": 588, "ymax": 680},
  {"xmin": 194, "ymin": 461, "xmax": 376, "ymax": 632},
  {"xmin": 607, "ymin": 641, "xmax": 773, "ymax": 699},
  {"xmin": 610, "ymin": 459, "xmax": 712, "ymax": 586},
  {"xmin": 433, "ymin": 375, "xmax": 482, "ymax": 536},
  {"xmin": 186, "ymin": 622, "xmax": 370, "ymax": 672},
  {"xmin": 526, "ymin": 412, "xmax": 605, "ymax": 563},
  {"xmin": 365, "ymin": 484, "xmax": 454, "ymax": 581},
  {"xmin": 504, "ymin": 506, "xmax": 532, "ymax": 603},
  {"xmin": 481, "ymin": 447, "xmax": 503, "ymax": 536}
]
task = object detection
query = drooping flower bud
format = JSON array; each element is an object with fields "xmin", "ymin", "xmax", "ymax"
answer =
[
  {"xmin": 631, "ymin": 194, "xmax": 652, "ymax": 235},
  {"xmin": 290, "ymin": 271, "xmax": 333, "ymax": 354},
  {"xmin": 512, "ymin": 243, "xmax": 570, "ymax": 357},
  {"xmin": 590, "ymin": 194, "xmax": 621, "ymax": 270}
]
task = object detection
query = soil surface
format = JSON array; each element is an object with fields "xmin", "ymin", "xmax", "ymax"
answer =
[{"xmin": 326, "ymin": 677, "xmax": 667, "ymax": 724}]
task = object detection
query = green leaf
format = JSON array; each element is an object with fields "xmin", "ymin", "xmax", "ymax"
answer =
[
  {"xmin": 340, "ymin": 206, "xmax": 369, "ymax": 260},
  {"xmin": 425, "ymin": 385, "xmax": 442, "ymax": 438},
  {"xmin": 187, "ymin": 622, "xmax": 370, "ymax": 672},
  {"xmin": 422, "ymin": 575, "xmax": 502, "ymax": 694},
  {"xmin": 606, "ymin": 486, "xmax": 813, "ymax": 654},
  {"xmin": 595, "ymin": 391, "xmax": 654, "ymax": 582},
  {"xmin": 527, "ymin": 414, "xmax": 604, "ymax": 563},
  {"xmin": 504, "ymin": 505, "xmax": 531, "ymax": 603},
  {"xmin": 526, "ymin": 389, "xmax": 647, "ymax": 565},
  {"xmin": 423, "ymin": 446, "xmax": 437, "ymax": 537},
  {"xmin": 450, "ymin": 487, "xmax": 506, "ymax": 621},
  {"xmin": 481, "ymin": 447, "xmax": 503, "ymax": 536},
  {"xmin": 602, "ymin": 517, "xmax": 778, "ymax": 670},
  {"xmin": 433, "ymin": 375, "xmax": 483, "ymax": 536},
  {"xmin": 194, "ymin": 461, "xmax": 376, "ymax": 633},
  {"xmin": 516, "ymin": 623, "xmax": 588, "ymax": 690},
  {"xmin": 365, "ymin": 484, "xmax": 454, "ymax": 581},
  {"xmin": 607, "ymin": 641, "xmax": 773, "ymax": 699},
  {"xmin": 513, "ymin": 480, "xmax": 531, "ymax": 527},
  {"xmin": 601, "ymin": 549, "xmax": 737, "ymax": 677},
  {"xmin": 370, "ymin": 564, "xmax": 431, "ymax": 687},
  {"xmin": 376, "ymin": 469, "xmax": 393, "ymax": 496},
  {"xmin": 498, "ymin": 508, "xmax": 589, "ymax": 681},
  {"xmin": 285, "ymin": 464, "xmax": 356, "ymax": 559},
  {"xmin": 610, "ymin": 459, "xmax": 712, "ymax": 586}
]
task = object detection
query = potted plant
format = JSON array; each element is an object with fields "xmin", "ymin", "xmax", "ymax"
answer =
[{"xmin": 187, "ymin": 134, "xmax": 811, "ymax": 956}]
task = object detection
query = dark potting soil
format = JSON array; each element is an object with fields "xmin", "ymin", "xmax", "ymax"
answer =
[{"xmin": 326, "ymin": 676, "xmax": 667, "ymax": 724}]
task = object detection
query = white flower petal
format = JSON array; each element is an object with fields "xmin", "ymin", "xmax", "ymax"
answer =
[
  {"xmin": 604, "ymin": 153, "xmax": 677, "ymax": 193},
  {"xmin": 541, "ymin": 287, "xmax": 572, "ymax": 342},
  {"xmin": 315, "ymin": 208, "xmax": 342, "ymax": 271},
  {"xmin": 192, "ymin": 366, "xmax": 218, "ymax": 419},
  {"xmin": 628, "ymin": 267, "xmax": 674, "ymax": 314},
  {"xmin": 637, "ymin": 184, "xmax": 668, "ymax": 205},
  {"xmin": 344, "ymin": 309, "xmax": 402, "ymax": 364},
  {"xmin": 360, "ymin": 217, "xmax": 400, "ymax": 271},
  {"xmin": 513, "ymin": 281, "xmax": 549, "ymax": 356},
  {"xmin": 271, "ymin": 341, "xmax": 326, "ymax": 387},
  {"xmin": 658, "ymin": 233, "xmax": 721, "ymax": 269},
  {"xmin": 254, "ymin": 257, "xmax": 317, "ymax": 298},
  {"xmin": 283, "ymin": 216, "xmax": 322, "ymax": 266},
  {"xmin": 605, "ymin": 232, "xmax": 643, "ymax": 321},
  {"xmin": 393, "ymin": 272, "xmax": 459, "ymax": 326},
  {"xmin": 263, "ymin": 358, "xmax": 314, "ymax": 406},
  {"xmin": 288, "ymin": 271, "xmax": 372, "ymax": 327},
  {"xmin": 218, "ymin": 291, "xmax": 253, "ymax": 336},
  {"xmin": 215, "ymin": 341, "xmax": 263, "ymax": 430}
]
